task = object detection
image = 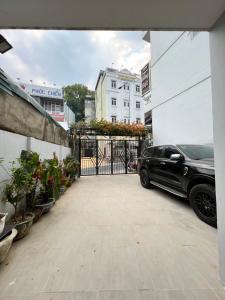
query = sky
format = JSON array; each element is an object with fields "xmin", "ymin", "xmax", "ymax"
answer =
[{"xmin": 0, "ymin": 30, "xmax": 150, "ymax": 91}]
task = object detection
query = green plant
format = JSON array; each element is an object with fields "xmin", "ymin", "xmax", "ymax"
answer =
[
  {"xmin": 39, "ymin": 154, "xmax": 62, "ymax": 201},
  {"xmin": 20, "ymin": 150, "xmax": 41, "ymax": 210},
  {"xmin": 5, "ymin": 162, "xmax": 35, "ymax": 219},
  {"xmin": 63, "ymin": 156, "xmax": 79, "ymax": 180}
]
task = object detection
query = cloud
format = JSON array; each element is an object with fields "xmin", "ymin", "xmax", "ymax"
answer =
[
  {"xmin": 89, "ymin": 31, "xmax": 149, "ymax": 73},
  {"xmin": 0, "ymin": 30, "xmax": 150, "ymax": 90}
]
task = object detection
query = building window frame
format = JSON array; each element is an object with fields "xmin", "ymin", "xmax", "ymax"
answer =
[
  {"xmin": 124, "ymin": 100, "xmax": 130, "ymax": 107},
  {"xmin": 111, "ymin": 80, "xmax": 116, "ymax": 89},
  {"xmin": 111, "ymin": 115, "xmax": 117, "ymax": 123},
  {"xmin": 136, "ymin": 85, "xmax": 140, "ymax": 93},
  {"xmin": 136, "ymin": 101, "xmax": 141, "ymax": 109},
  {"xmin": 136, "ymin": 117, "xmax": 141, "ymax": 124},
  {"xmin": 111, "ymin": 97, "xmax": 117, "ymax": 106}
]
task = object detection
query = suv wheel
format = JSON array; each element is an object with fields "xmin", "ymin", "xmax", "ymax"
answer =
[
  {"xmin": 140, "ymin": 169, "xmax": 152, "ymax": 189},
  {"xmin": 189, "ymin": 184, "xmax": 217, "ymax": 227}
]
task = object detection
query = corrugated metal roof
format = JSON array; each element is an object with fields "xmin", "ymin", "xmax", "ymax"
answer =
[{"xmin": 0, "ymin": 68, "xmax": 65, "ymax": 129}]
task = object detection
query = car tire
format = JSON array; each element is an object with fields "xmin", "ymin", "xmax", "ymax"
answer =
[
  {"xmin": 140, "ymin": 169, "xmax": 152, "ymax": 189},
  {"xmin": 189, "ymin": 184, "xmax": 217, "ymax": 227}
]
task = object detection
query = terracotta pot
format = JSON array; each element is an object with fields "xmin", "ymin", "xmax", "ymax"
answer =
[
  {"xmin": 0, "ymin": 213, "xmax": 7, "ymax": 235},
  {"xmin": 0, "ymin": 229, "xmax": 17, "ymax": 263},
  {"xmin": 12, "ymin": 212, "xmax": 35, "ymax": 241},
  {"xmin": 35, "ymin": 198, "xmax": 55, "ymax": 214}
]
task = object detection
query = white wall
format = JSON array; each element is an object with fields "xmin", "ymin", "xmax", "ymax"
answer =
[
  {"xmin": 210, "ymin": 11, "xmax": 225, "ymax": 285},
  {"xmin": 151, "ymin": 31, "xmax": 213, "ymax": 145},
  {"xmin": 29, "ymin": 137, "xmax": 71, "ymax": 161},
  {"xmin": 151, "ymin": 31, "xmax": 183, "ymax": 65},
  {"xmin": 0, "ymin": 130, "xmax": 71, "ymax": 202},
  {"xmin": 0, "ymin": 130, "xmax": 27, "ymax": 185},
  {"xmin": 153, "ymin": 78, "xmax": 213, "ymax": 144}
]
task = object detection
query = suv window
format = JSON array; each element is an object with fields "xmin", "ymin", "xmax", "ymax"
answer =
[
  {"xmin": 143, "ymin": 147, "xmax": 154, "ymax": 157},
  {"xmin": 153, "ymin": 146, "xmax": 164, "ymax": 158},
  {"xmin": 164, "ymin": 146, "xmax": 180, "ymax": 159}
]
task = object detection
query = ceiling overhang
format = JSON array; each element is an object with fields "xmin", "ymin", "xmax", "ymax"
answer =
[{"xmin": 0, "ymin": 0, "xmax": 225, "ymax": 31}]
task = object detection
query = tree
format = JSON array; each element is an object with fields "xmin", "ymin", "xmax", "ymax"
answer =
[{"xmin": 63, "ymin": 84, "xmax": 94, "ymax": 122}]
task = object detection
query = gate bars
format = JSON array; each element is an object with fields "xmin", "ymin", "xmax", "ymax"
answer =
[{"xmin": 78, "ymin": 138, "xmax": 143, "ymax": 176}]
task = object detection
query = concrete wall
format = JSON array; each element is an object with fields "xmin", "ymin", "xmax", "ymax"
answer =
[
  {"xmin": 210, "ymin": 11, "xmax": 225, "ymax": 285},
  {"xmin": 150, "ymin": 31, "xmax": 213, "ymax": 145},
  {"xmin": 0, "ymin": 90, "xmax": 69, "ymax": 147},
  {"xmin": 85, "ymin": 99, "xmax": 96, "ymax": 123}
]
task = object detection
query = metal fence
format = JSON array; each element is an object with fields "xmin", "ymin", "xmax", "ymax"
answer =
[{"xmin": 79, "ymin": 138, "xmax": 141, "ymax": 176}]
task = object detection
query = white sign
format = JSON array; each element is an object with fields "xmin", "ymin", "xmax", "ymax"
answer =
[{"xmin": 20, "ymin": 83, "xmax": 63, "ymax": 99}]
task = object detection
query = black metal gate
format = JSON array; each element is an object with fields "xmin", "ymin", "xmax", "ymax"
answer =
[{"xmin": 79, "ymin": 139, "xmax": 141, "ymax": 176}]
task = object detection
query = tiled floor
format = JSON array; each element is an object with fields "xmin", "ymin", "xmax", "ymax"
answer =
[{"xmin": 0, "ymin": 175, "xmax": 223, "ymax": 299}]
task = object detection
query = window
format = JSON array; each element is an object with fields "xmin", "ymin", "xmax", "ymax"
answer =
[
  {"xmin": 123, "ymin": 84, "xmax": 129, "ymax": 90},
  {"xmin": 153, "ymin": 146, "xmax": 163, "ymax": 158},
  {"xmin": 124, "ymin": 100, "xmax": 130, "ymax": 107},
  {"xmin": 124, "ymin": 118, "xmax": 127, "ymax": 124},
  {"xmin": 143, "ymin": 147, "xmax": 154, "ymax": 157},
  {"xmin": 164, "ymin": 146, "xmax": 180, "ymax": 159},
  {"xmin": 111, "ymin": 80, "xmax": 116, "ymax": 88},
  {"xmin": 111, "ymin": 98, "xmax": 117, "ymax": 106},
  {"xmin": 44, "ymin": 101, "xmax": 48, "ymax": 110},
  {"xmin": 136, "ymin": 101, "xmax": 140, "ymax": 109},
  {"xmin": 177, "ymin": 144, "xmax": 214, "ymax": 160},
  {"xmin": 47, "ymin": 102, "xmax": 51, "ymax": 111},
  {"xmin": 136, "ymin": 118, "xmax": 141, "ymax": 124},
  {"xmin": 112, "ymin": 116, "xmax": 117, "ymax": 123},
  {"xmin": 55, "ymin": 104, "xmax": 61, "ymax": 113},
  {"xmin": 51, "ymin": 103, "xmax": 55, "ymax": 112},
  {"xmin": 136, "ymin": 85, "xmax": 140, "ymax": 93}
]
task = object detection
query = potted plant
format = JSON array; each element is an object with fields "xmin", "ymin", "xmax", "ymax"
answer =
[
  {"xmin": 0, "ymin": 228, "xmax": 17, "ymax": 263},
  {"xmin": 0, "ymin": 213, "xmax": 8, "ymax": 235},
  {"xmin": 60, "ymin": 174, "xmax": 67, "ymax": 195},
  {"xmin": 35, "ymin": 157, "xmax": 58, "ymax": 214},
  {"xmin": 0, "ymin": 159, "xmax": 8, "ymax": 234},
  {"xmin": 4, "ymin": 164, "xmax": 35, "ymax": 241},
  {"xmin": 20, "ymin": 150, "xmax": 43, "ymax": 222},
  {"xmin": 63, "ymin": 156, "xmax": 79, "ymax": 183}
]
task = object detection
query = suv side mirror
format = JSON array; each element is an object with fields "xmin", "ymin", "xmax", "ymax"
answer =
[{"xmin": 170, "ymin": 154, "xmax": 184, "ymax": 161}]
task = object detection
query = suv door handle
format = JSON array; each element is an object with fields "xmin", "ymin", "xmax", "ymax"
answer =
[{"xmin": 160, "ymin": 162, "xmax": 166, "ymax": 165}]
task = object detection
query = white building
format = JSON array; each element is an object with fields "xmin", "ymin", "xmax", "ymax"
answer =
[
  {"xmin": 20, "ymin": 83, "xmax": 75, "ymax": 130},
  {"xmin": 95, "ymin": 68, "xmax": 144, "ymax": 124},
  {"xmin": 143, "ymin": 31, "xmax": 213, "ymax": 145}
]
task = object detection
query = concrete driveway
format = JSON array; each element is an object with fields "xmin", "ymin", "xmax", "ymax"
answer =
[{"xmin": 0, "ymin": 175, "xmax": 223, "ymax": 299}]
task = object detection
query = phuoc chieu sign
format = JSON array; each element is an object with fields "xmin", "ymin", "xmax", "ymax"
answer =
[{"xmin": 20, "ymin": 83, "xmax": 63, "ymax": 99}]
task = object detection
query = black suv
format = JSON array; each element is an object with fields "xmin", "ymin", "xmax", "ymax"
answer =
[{"xmin": 138, "ymin": 144, "xmax": 216, "ymax": 227}]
